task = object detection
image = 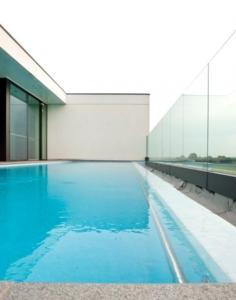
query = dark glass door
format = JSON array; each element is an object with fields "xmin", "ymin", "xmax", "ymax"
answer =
[
  {"xmin": 10, "ymin": 85, "xmax": 28, "ymax": 160},
  {"xmin": 9, "ymin": 83, "xmax": 46, "ymax": 161},
  {"xmin": 41, "ymin": 103, "xmax": 47, "ymax": 160},
  {"xmin": 28, "ymin": 95, "xmax": 40, "ymax": 160}
]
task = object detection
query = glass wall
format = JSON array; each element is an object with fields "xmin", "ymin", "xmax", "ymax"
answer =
[
  {"xmin": 208, "ymin": 33, "xmax": 236, "ymax": 175},
  {"xmin": 182, "ymin": 66, "xmax": 208, "ymax": 171},
  {"xmin": 170, "ymin": 96, "xmax": 184, "ymax": 162},
  {"xmin": 148, "ymin": 31, "xmax": 236, "ymax": 176},
  {"xmin": 28, "ymin": 95, "xmax": 40, "ymax": 160},
  {"xmin": 10, "ymin": 85, "xmax": 28, "ymax": 160},
  {"xmin": 10, "ymin": 83, "xmax": 47, "ymax": 161},
  {"xmin": 41, "ymin": 104, "xmax": 47, "ymax": 160}
]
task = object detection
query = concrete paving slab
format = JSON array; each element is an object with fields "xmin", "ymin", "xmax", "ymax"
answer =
[
  {"xmin": 0, "ymin": 282, "xmax": 14, "ymax": 300},
  {"xmin": 2, "ymin": 283, "xmax": 236, "ymax": 300}
]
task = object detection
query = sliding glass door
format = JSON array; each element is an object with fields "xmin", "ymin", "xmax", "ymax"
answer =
[
  {"xmin": 41, "ymin": 104, "xmax": 47, "ymax": 160},
  {"xmin": 9, "ymin": 83, "xmax": 47, "ymax": 160},
  {"xmin": 10, "ymin": 85, "xmax": 28, "ymax": 160},
  {"xmin": 28, "ymin": 96, "xmax": 40, "ymax": 160}
]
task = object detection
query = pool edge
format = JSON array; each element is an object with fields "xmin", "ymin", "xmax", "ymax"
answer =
[
  {"xmin": 1, "ymin": 282, "xmax": 236, "ymax": 300},
  {"xmin": 133, "ymin": 162, "xmax": 236, "ymax": 282}
]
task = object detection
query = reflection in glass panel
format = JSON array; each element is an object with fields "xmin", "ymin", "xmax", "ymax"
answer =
[
  {"xmin": 162, "ymin": 114, "xmax": 171, "ymax": 161},
  {"xmin": 9, "ymin": 83, "xmax": 47, "ymax": 161},
  {"xmin": 182, "ymin": 66, "xmax": 208, "ymax": 170},
  {"xmin": 209, "ymin": 33, "xmax": 236, "ymax": 175},
  {"xmin": 148, "ymin": 121, "xmax": 163, "ymax": 162},
  {"xmin": 148, "ymin": 32, "xmax": 236, "ymax": 178},
  {"xmin": 157, "ymin": 122, "xmax": 163, "ymax": 161},
  {"xmin": 10, "ymin": 85, "xmax": 28, "ymax": 160},
  {"xmin": 41, "ymin": 104, "xmax": 47, "ymax": 160},
  {"xmin": 148, "ymin": 127, "xmax": 157, "ymax": 160},
  {"xmin": 28, "ymin": 95, "xmax": 40, "ymax": 160},
  {"xmin": 170, "ymin": 96, "xmax": 184, "ymax": 162},
  {"xmin": 148, "ymin": 66, "xmax": 208, "ymax": 171}
]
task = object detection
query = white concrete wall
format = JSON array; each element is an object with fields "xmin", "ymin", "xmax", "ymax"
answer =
[{"xmin": 47, "ymin": 94, "xmax": 149, "ymax": 160}]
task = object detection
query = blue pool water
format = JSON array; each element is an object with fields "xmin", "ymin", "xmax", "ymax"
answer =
[{"xmin": 0, "ymin": 162, "xmax": 219, "ymax": 283}]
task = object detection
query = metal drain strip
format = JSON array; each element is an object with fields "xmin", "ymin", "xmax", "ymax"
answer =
[{"xmin": 149, "ymin": 200, "xmax": 185, "ymax": 283}]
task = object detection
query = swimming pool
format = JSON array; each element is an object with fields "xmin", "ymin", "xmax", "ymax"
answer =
[{"xmin": 0, "ymin": 162, "xmax": 229, "ymax": 283}]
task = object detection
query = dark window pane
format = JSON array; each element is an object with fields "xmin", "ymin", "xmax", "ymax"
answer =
[
  {"xmin": 10, "ymin": 85, "xmax": 27, "ymax": 160},
  {"xmin": 41, "ymin": 104, "xmax": 47, "ymax": 160},
  {"xmin": 9, "ymin": 84, "xmax": 47, "ymax": 161},
  {"xmin": 28, "ymin": 95, "xmax": 40, "ymax": 160}
]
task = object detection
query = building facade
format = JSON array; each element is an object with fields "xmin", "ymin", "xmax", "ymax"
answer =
[{"xmin": 0, "ymin": 26, "xmax": 149, "ymax": 161}]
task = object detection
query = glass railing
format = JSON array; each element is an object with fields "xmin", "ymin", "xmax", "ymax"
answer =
[{"xmin": 148, "ymin": 31, "xmax": 236, "ymax": 176}]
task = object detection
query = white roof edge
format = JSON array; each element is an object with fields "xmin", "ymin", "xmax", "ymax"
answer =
[
  {"xmin": 66, "ymin": 93, "xmax": 150, "ymax": 95},
  {"xmin": 66, "ymin": 93, "xmax": 149, "ymax": 105},
  {"xmin": 0, "ymin": 25, "xmax": 66, "ymax": 103}
]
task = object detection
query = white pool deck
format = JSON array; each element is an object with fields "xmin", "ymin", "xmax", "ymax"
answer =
[
  {"xmin": 134, "ymin": 162, "xmax": 236, "ymax": 282},
  {"xmin": 0, "ymin": 160, "xmax": 70, "ymax": 168},
  {"xmin": 1, "ymin": 282, "xmax": 236, "ymax": 300}
]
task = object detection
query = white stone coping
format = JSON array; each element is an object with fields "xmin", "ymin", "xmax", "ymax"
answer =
[
  {"xmin": 133, "ymin": 162, "xmax": 236, "ymax": 282},
  {"xmin": 0, "ymin": 161, "xmax": 70, "ymax": 168}
]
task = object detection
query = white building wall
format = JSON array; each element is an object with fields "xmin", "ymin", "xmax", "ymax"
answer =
[{"xmin": 47, "ymin": 94, "xmax": 149, "ymax": 160}]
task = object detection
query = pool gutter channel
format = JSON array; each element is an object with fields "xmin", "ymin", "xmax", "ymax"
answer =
[
  {"xmin": 133, "ymin": 164, "xmax": 185, "ymax": 283},
  {"xmin": 149, "ymin": 201, "xmax": 185, "ymax": 283}
]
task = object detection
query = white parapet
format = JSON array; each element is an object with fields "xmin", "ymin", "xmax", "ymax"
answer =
[{"xmin": 47, "ymin": 93, "xmax": 149, "ymax": 160}]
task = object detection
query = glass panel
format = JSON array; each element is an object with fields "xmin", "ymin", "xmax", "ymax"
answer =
[
  {"xmin": 148, "ymin": 32, "xmax": 236, "ymax": 180},
  {"xmin": 9, "ymin": 83, "xmax": 47, "ymax": 161},
  {"xmin": 157, "ymin": 121, "xmax": 163, "ymax": 161},
  {"xmin": 162, "ymin": 114, "xmax": 171, "ymax": 161},
  {"xmin": 41, "ymin": 104, "xmax": 47, "ymax": 160},
  {"xmin": 148, "ymin": 66, "xmax": 208, "ymax": 171},
  {"xmin": 170, "ymin": 96, "xmax": 184, "ymax": 162},
  {"xmin": 10, "ymin": 85, "xmax": 27, "ymax": 160},
  {"xmin": 148, "ymin": 121, "xmax": 163, "ymax": 162},
  {"xmin": 182, "ymin": 66, "xmax": 208, "ymax": 170},
  {"xmin": 148, "ymin": 126, "xmax": 158, "ymax": 161},
  {"xmin": 209, "ymin": 33, "xmax": 236, "ymax": 175},
  {"xmin": 28, "ymin": 95, "xmax": 40, "ymax": 160}
]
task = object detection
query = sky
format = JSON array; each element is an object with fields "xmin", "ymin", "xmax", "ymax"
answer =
[{"xmin": 0, "ymin": 0, "xmax": 236, "ymax": 130}]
